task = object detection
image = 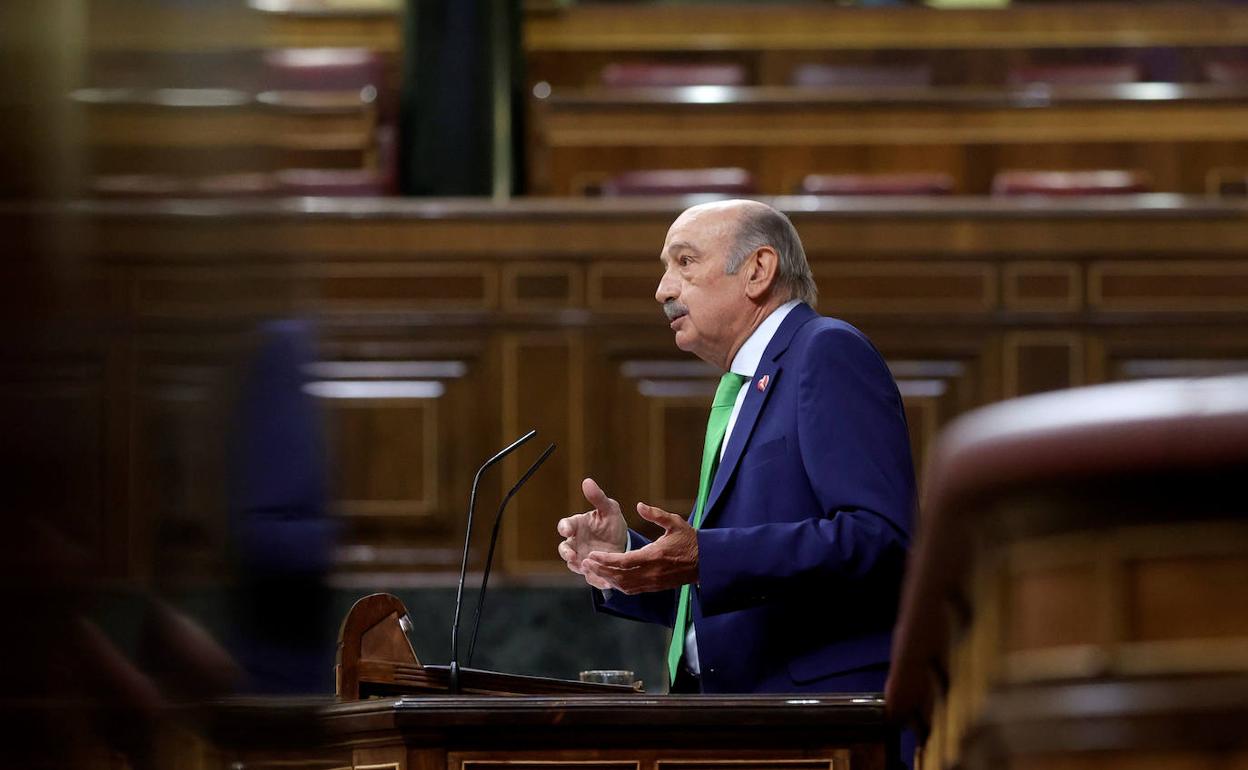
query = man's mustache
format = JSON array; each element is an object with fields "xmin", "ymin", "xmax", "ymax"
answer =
[{"xmin": 663, "ymin": 301, "xmax": 689, "ymax": 321}]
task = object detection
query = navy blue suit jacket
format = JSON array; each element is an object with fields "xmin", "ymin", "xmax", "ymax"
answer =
[{"xmin": 595, "ymin": 303, "xmax": 915, "ymax": 693}]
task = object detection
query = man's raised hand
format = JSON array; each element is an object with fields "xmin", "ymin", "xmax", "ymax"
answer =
[
  {"xmin": 557, "ymin": 478, "xmax": 629, "ymax": 587},
  {"xmin": 580, "ymin": 502, "xmax": 699, "ymax": 595}
]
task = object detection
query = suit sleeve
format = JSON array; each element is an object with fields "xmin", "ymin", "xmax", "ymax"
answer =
[
  {"xmin": 695, "ymin": 325, "xmax": 915, "ymax": 618},
  {"xmin": 591, "ymin": 530, "xmax": 679, "ymax": 626}
]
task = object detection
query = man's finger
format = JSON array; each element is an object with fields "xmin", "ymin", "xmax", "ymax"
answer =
[
  {"xmin": 557, "ymin": 540, "xmax": 580, "ymax": 567},
  {"xmin": 556, "ymin": 516, "xmax": 576, "ymax": 538},
  {"xmin": 580, "ymin": 559, "xmax": 616, "ymax": 591},
  {"xmin": 585, "ymin": 549, "xmax": 639, "ymax": 571},
  {"xmin": 582, "ymin": 477, "xmax": 613, "ymax": 513},
  {"xmin": 637, "ymin": 502, "xmax": 685, "ymax": 530}
]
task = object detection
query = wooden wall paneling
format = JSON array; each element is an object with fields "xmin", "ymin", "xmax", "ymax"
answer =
[
  {"xmin": 501, "ymin": 331, "xmax": 585, "ymax": 573},
  {"xmin": 621, "ymin": 359, "xmax": 717, "ymax": 521},
  {"xmin": 589, "ymin": 262, "xmax": 661, "ymax": 314},
  {"xmin": 133, "ymin": 264, "xmax": 300, "ymax": 321},
  {"xmin": 1089, "ymin": 259, "xmax": 1248, "ymax": 312},
  {"xmin": 309, "ymin": 334, "xmax": 491, "ymax": 573},
  {"xmin": 314, "ymin": 372, "xmax": 443, "ymax": 519},
  {"xmin": 812, "ymin": 261, "xmax": 997, "ymax": 315},
  {"xmin": 75, "ymin": 197, "xmax": 1248, "ymax": 583},
  {"xmin": 1002, "ymin": 331, "xmax": 1084, "ymax": 398},
  {"xmin": 309, "ymin": 261, "xmax": 500, "ymax": 313},
  {"xmin": 586, "ymin": 326, "xmax": 714, "ymax": 542},
  {"xmin": 1003, "ymin": 261, "xmax": 1083, "ymax": 313},
  {"xmin": 1092, "ymin": 325, "xmax": 1248, "ymax": 385},
  {"xmin": 503, "ymin": 261, "xmax": 585, "ymax": 312},
  {"xmin": 888, "ymin": 359, "xmax": 974, "ymax": 485}
]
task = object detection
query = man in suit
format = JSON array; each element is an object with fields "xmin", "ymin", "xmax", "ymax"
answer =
[{"xmin": 557, "ymin": 199, "xmax": 915, "ymax": 694}]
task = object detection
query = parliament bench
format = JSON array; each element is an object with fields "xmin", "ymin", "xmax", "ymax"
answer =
[
  {"xmin": 532, "ymin": 83, "xmax": 1248, "ymax": 195},
  {"xmin": 525, "ymin": 3, "xmax": 1248, "ymax": 89},
  {"xmin": 73, "ymin": 85, "xmax": 380, "ymax": 179}
]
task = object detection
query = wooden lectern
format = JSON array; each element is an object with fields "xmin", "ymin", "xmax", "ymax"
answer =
[
  {"xmin": 203, "ymin": 592, "xmax": 890, "ymax": 770},
  {"xmin": 336, "ymin": 592, "xmax": 639, "ymax": 699}
]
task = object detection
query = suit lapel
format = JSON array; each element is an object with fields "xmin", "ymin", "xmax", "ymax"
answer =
[{"xmin": 699, "ymin": 303, "xmax": 817, "ymax": 527}]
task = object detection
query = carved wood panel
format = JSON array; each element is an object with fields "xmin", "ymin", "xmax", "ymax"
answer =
[
  {"xmin": 313, "ymin": 332, "xmax": 492, "ymax": 574},
  {"xmin": 501, "ymin": 331, "xmax": 586, "ymax": 573}
]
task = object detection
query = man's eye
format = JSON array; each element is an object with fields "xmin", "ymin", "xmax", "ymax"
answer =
[{"xmin": 678, "ymin": 256, "xmax": 691, "ymax": 267}]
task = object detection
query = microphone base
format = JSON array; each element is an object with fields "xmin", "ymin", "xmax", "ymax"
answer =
[{"xmin": 448, "ymin": 660, "xmax": 460, "ymax": 695}]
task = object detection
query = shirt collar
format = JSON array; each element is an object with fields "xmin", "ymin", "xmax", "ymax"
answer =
[{"xmin": 729, "ymin": 300, "xmax": 801, "ymax": 377}]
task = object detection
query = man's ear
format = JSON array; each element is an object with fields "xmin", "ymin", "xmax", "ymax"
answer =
[{"xmin": 744, "ymin": 246, "xmax": 780, "ymax": 300}]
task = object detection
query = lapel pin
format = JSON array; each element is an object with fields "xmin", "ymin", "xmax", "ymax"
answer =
[{"xmin": 756, "ymin": 374, "xmax": 769, "ymax": 392}]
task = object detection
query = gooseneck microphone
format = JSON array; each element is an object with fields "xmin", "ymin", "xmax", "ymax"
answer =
[
  {"xmin": 466, "ymin": 442, "xmax": 556, "ymax": 667},
  {"xmin": 448, "ymin": 429, "xmax": 536, "ymax": 694}
]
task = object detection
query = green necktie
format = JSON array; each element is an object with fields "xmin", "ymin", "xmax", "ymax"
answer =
[{"xmin": 667, "ymin": 371, "xmax": 750, "ymax": 685}]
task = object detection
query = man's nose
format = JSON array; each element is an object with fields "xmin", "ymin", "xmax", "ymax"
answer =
[{"xmin": 655, "ymin": 270, "xmax": 677, "ymax": 304}]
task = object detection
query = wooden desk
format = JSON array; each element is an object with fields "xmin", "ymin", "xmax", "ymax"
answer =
[
  {"xmin": 206, "ymin": 694, "xmax": 891, "ymax": 770},
  {"xmin": 533, "ymin": 84, "xmax": 1248, "ymax": 194}
]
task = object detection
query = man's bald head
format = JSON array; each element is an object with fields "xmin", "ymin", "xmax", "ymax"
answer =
[{"xmin": 675, "ymin": 199, "xmax": 818, "ymax": 307}]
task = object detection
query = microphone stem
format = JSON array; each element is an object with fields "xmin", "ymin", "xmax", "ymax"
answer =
[
  {"xmin": 467, "ymin": 443, "xmax": 556, "ymax": 667},
  {"xmin": 448, "ymin": 429, "xmax": 535, "ymax": 693}
]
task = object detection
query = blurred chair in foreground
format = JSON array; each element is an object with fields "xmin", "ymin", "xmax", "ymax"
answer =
[
  {"xmin": 991, "ymin": 169, "xmax": 1153, "ymax": 196},
  {"xmin": 888, "ymin": 374, "xmax": 1248, "ymax": 770},
  {"xmin": 798, "ymin": 172, "xmax": 954, "ymax": 196}
]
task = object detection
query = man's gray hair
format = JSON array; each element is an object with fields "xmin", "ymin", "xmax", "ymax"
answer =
[{"xmin": 725, "ymin": 205, "xmax": 818, "ymax": 306}]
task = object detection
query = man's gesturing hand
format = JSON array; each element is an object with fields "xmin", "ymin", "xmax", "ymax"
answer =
[
  {"xmin": 557, "ymin": 478, "xmax": 629, "ymax": 589},
  {"xmin": 581, "ymin": 503, "xmax": 698, "ymax": 595}
]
